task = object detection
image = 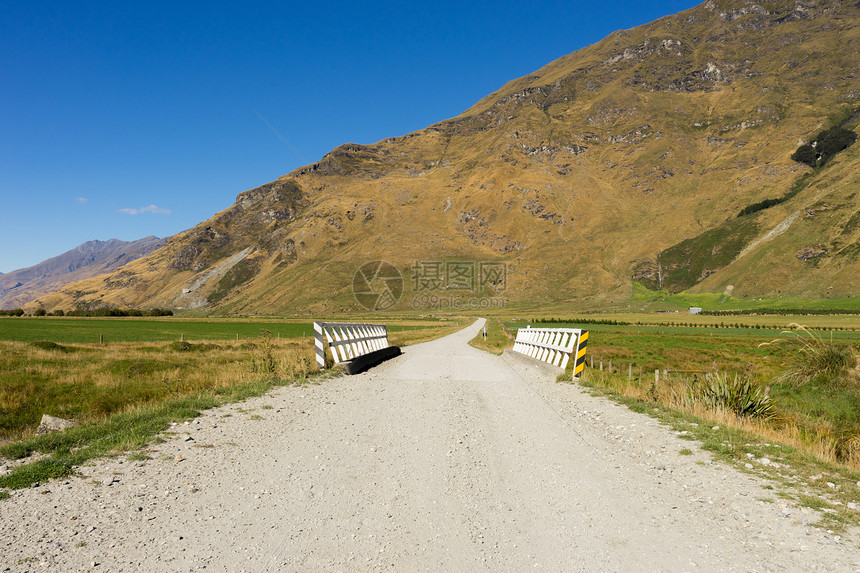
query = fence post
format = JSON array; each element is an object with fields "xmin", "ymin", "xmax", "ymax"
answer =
[
  {"xmin": 100, "ymin": 334, "xmax": 104, "ymax": 344},
  {"xmin": 609, "ymin": 359, "xmax": 612, "ymax": 374},
  {"xmin": 599, "ymin": 358, "xmax": 603, "ymax": 371},
  {"xmin": 655, "ymin": 369, "xmax": 660, "ymax": 384},
  {"xmin": 628, "ymin": 363, "xmax": 632, "ymax": 381}
]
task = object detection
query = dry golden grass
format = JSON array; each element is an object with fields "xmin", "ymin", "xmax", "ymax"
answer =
[
  {"xmin": 0, "ymin": 320, "xmax": 460, "ymax": 443},
  {"xmin": 0, "ymin": 339, "xmax": 316, "ymax": 442},
  {"xmin": 584, "ymin": 368, "xmax": 860, "ymax": 471}
]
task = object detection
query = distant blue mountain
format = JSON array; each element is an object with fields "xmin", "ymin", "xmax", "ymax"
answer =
[{"xmin": 0, "ymin": 236, "xmax": 168, "ymax": 309}]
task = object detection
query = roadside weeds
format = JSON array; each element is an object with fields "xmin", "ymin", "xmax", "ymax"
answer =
[
  {"xmin": 578, "ymin": 369, "xmax": 860, "ymax": 537},
  {"xmin": 0, "ymin": 370, "xmax": 339, "ymax": 493}
]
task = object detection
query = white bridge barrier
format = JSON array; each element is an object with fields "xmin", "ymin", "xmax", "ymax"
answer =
[
  {"xmin": 513, "ymin": 327, "xmax": 589, "ymax": 379},
  {"xmin": 314, "ymin": 322, "xmax": 393, "ymax": 370}
]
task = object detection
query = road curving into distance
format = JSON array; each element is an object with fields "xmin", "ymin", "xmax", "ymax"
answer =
[{"xmin": 1, "ymin": 319, "xmax": 857, "ymax": 571}]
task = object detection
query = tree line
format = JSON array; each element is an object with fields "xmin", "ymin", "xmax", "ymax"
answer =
[
  {"xmin": 701, "ymin": 308, "xmax": 860, "ymax": 316},
  {"xmin": 0, "ymin": 308, "xmax": 174, "ymax": 317}
]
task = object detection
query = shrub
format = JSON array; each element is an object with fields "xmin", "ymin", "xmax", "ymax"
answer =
[
  {"xmin": 253, "ymin": 329, "xmax": 277, "ymax": 375},
  {"xmin": 66, "ymin": 307, "xmax": 174, "ymax": 317},
  {"xmin": 763, "ymin": 324, "xmax": 855, "ymax": 386},
  {"xmin": 790, "ymin": 144, "xmax": 818, "ymax": 167},
  {"xmin": 737, "ymin": 197, "xmax": 783, "ymax": 217},
  {"xmin": 689, "ymin": 372, "xmax": 776, "ymax": 419},
  {"xmin": 147, "ymin": 308, "xmax": 174, "ymax": 317},
  {"xmin": 791, "ymin": 126, "xmax": 857, "ymax": 168}
]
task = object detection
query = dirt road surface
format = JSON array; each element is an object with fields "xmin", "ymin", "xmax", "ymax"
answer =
[{"xmin": 2, "ymin": 319, "xmax": 857, "ymax": 571}]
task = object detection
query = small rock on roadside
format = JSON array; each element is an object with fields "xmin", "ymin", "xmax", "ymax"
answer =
[{"xmin": 36, "ymin": 414, "xmax": 78, "ymax": 435}]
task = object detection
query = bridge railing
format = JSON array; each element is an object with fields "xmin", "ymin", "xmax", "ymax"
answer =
[
  {"xmin": 313, "ymin": 322, "xmax": 391, "ymax": 369},
  {"xmin": 512, "ymin": 326, "xmax": 589, "ymax": 379}
]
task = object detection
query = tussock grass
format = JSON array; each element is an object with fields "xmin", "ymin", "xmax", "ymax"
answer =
[
  {"xmin": 0, "ymin": 340, "xmax": 257, "ymax": 441},
  {"xmin": 580, "ymin": 369, "xmax": 860, "ymax": 529},
  {"xmin": 761, "ymin": 324, "xmax": 856, "ymax": 386},
  {"xmin": 0, "ymin": 336, "xmax": 320, "ymax": 444},
  {"xmin": 0, "ymin": 379, "xmax": 321, "ymax": 490},
  {"xmin": 582, "ymin": 363, "xmax": 860, "ymax": 471}
]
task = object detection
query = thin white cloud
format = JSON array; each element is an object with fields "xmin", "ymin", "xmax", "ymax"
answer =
[
  {"xmin": 74, "ymin": 197, "xmax": 88, "ymax": 204},
  {"xmin": 117, "ymin": 204, "xmax": 171, "ymax": 215}
]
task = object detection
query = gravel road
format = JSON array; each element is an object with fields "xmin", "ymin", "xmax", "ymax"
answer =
[{"xmin": 1, "ymin": 319, "xmax": 857, "ymax": 572}]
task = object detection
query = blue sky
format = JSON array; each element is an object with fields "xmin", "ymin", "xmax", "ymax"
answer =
[{"xmin": 0, "ymin": 0, "xmax": 698, "ymax": 273}]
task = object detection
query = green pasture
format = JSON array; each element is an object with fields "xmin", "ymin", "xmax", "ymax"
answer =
[
  {"xmin": 507, "ymin": 321, "xmax": 786, "ymax": 375},
  {"xmin": 505, "ymin": 320, "xmax": 859, "ymax": 377},
  {"xmin": 509, "ymin": 318, "xmax": 860, "ymax": 337},
  {"xmin": 503, "ymin": 317, "xmax": 860, "ymax": 477},
  {"xmin": 0, "ymin": 317, "xmax": 315, "ymax": 343},
  {"xmin": 628, "ymin": 283, "xmax": 860, "ymax": 314},
  {"xmin": 0, "ymin": 317, "xmax": 431, "ymax": 344}
]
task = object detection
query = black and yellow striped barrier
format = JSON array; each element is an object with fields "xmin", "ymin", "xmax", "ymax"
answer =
[
  {"xmin": 573, "ymin": 329, "xmax": 588, "ymax": 380},
  {"xmin": 513, "ymin": 326, "xmax": 589, "ymax": 380}
]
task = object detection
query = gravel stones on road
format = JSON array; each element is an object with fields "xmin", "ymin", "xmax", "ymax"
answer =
[{"xmin": 1, "ymin": 320, "xmax": 858, "ymax": 572}]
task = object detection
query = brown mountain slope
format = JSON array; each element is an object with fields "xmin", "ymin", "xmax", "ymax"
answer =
[{"xmin": 32, "ymin": 0, "xmax": 860, "ymax": 314}]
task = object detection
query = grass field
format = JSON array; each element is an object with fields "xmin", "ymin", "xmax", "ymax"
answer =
[
  {"xmin": 0, "ymin": 316, "xmax": 439, "ymax": 344},
  {"xmin": 504, "ymin": 319, "xmax": 860, "ymax": 451},
  {"xmin": 0, "ymin": 338, "xmax": 310, "ymax": 443},
  {"xmin": 0, "ymin": 318, "xmax": 464, "ymax": 443},
  {"xmin": 514, "ymin": 313, "xmax": 860, "ymax": 333},
  {"xmin": 489, "ymin": 315, "xmax": 860, "ymax": 529},
  {"xmin": 627, "ymin": 285, "xmax": 860, "ymax": 314},
  {"xmin": 0, "ymin": 318, "xmax": 465, "ymax": 492}
]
